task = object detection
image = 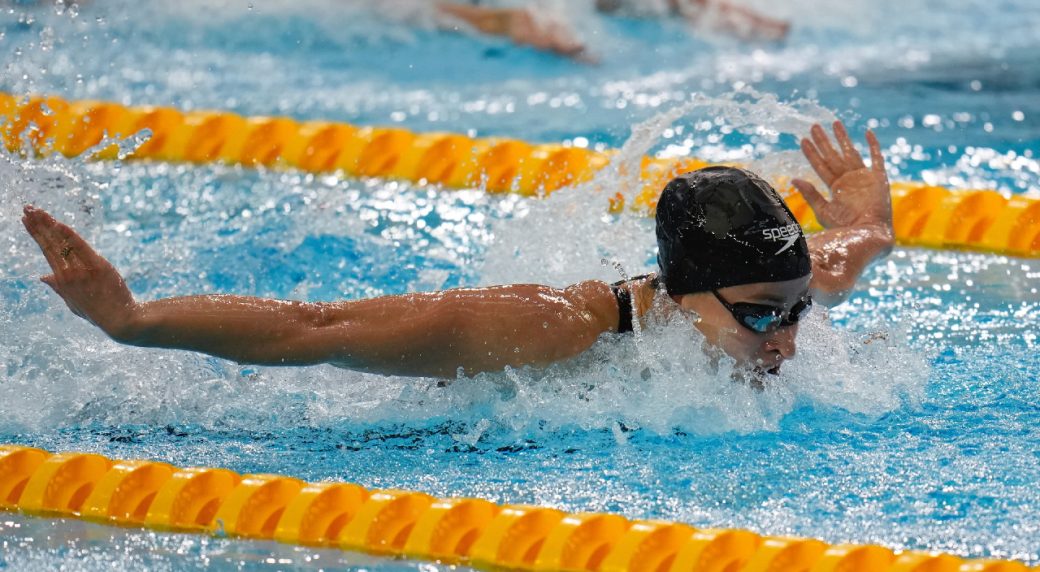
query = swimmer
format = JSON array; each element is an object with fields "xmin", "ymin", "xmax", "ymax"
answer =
[
  {"xmin": 435, "ymin": 3, "xmax": 590, "ymax": 60},
  {"xmin": 595, "ymin": 0, "xmax": 790, "ymax": 42},
  {"xmin": 434, "ymin": 0, "xmax": 789, "ymax": 61},
  {"xmin": 21, "ymin": 121, "xmax": 893, "ymax": 380}
]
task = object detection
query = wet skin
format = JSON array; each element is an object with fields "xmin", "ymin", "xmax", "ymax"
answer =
[
  {"xmin": 620, "ymin": 274, "xmax": 810, "ymax": 376},
  {"xmin": 617, "ymin": 120, "xmax": 894, "ymax": 374},
  {"xmin": 678, "ymin": 276, "xmax": 812, "ymax": 374},
  {"xmin": 19, "ymin": 121, "xmax": 894, "ymax": 379}
]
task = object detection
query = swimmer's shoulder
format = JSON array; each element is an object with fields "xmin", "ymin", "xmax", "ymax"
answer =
[
  {"xmin": 561, "ymin": 279, "xmax": 621, "ymax": 334},
  {"xmin": 611, "ymin": 274, "xmax": 660, "ymax": 318},
  {"xmin": 568, "ymin": 274, "xmax": 661, "ymax": 334}
]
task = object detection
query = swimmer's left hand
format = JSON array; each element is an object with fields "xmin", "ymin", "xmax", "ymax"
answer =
[
  {"xmin": 21, "ymin": 205, "xmax": 139, "ymax": 340},
  {"xmin": 795, "ymin": 122, "xmax": 896, "ymax": 307},
  {"xmin": 792, "ymin": 121, "xmax": 893, "ymax": 236}
]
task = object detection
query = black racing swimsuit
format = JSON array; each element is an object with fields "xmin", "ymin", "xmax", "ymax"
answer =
[{"xmin": 609, "ymin": 274, "xmax": 659, "ymax": 333}]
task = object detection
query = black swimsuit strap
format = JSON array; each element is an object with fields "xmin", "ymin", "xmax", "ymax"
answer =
[
  {"xmin": 612, "ymin": 285, "xmax": 634, "ymax": 333},
  {"xmin": 610, "ymin": 274, "xmax": 659, "ymax": 334}
]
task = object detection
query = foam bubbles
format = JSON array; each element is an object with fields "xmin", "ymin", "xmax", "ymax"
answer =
[
  {"xmin": 480, "ymin": 88, "xmax": 836, "ymax": 288},
  {"xmin": 0, "ymin": 91, "xmax": 929, "ymax": 440}
]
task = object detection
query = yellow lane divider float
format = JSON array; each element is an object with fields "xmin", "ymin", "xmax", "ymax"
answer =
[
  {"xmin": 1, "ymin": 445, "xmax": 1036, "ymax": 571},
  {"xmin": 2, "ymin": 97, "xmax": 1037, "ymax": 565},
  {"xmin": 1, "ymin": 92, "xmax": 1039, "ymax": 258}
]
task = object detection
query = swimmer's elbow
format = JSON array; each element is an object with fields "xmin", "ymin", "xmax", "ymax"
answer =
[{"xmin": 810, "ymin": 269, "xmax": 856, "ymax": 307}]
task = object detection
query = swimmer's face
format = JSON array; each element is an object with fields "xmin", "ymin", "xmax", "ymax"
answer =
[{"xmin": 674, "ymin": 276, "xmax": 812, "ymax": 374}]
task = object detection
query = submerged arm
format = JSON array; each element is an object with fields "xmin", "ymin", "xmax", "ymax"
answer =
[
  {"xmin": 21, "ymin": 206, "xmax": 618, "ymax": 378},
  {"xmin": 793, "ymin": 121, "xmax": 895, "ymax": 307}
]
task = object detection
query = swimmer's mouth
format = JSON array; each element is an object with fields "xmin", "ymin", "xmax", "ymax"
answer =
[{"xmin": 754, "ymin": 365, "xmax": 782, "ymax": 376}]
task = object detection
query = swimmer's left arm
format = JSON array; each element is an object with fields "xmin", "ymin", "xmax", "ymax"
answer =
[
  {"xmin": 793, "ymin": 121, "xmax": 895, "ymax": 307},
  {"xmin": 20, "ymin": 205, "xmax": 620, "ymax": 377}
]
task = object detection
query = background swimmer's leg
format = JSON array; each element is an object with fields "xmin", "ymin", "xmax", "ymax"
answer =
[{"xmin": 435, "ymin": 2, "xmax": 588, "ymax": 59}]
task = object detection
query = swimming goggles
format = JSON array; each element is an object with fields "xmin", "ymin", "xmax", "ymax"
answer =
[{"xmin": 712, "ymin": 290, "xmax": 813, "ymax": 334}]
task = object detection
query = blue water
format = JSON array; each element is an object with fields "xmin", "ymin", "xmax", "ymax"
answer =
[{"xmin": 2, "ymin": 0, "xmax": 1040, "ymax": 570}]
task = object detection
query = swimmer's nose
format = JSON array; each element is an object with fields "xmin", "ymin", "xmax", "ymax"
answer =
[{"xmin": 765, "ymin": 326, "xmax": 797, "ymax": 360}]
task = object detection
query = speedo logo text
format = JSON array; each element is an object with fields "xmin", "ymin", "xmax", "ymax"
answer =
[{"xmin": 761, "ymin": 223, "xmax": 802, "ymax": 255}]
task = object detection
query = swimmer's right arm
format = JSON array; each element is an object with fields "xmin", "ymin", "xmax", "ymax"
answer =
[{"xmin": 21, "ymin": 206, "xmax": 620, "ymax": 378}]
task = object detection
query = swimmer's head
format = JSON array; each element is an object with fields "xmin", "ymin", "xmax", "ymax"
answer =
[{"xmin": 655, "ymin": 166, "xmax": 812, "ymax": 373}]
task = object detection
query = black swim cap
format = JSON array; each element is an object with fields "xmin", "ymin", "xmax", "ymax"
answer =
[{"xmin": 655, "ymin": 166, "xmax": 811, "ymax": 295}]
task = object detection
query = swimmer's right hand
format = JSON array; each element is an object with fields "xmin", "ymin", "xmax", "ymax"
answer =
[{"xmin": 21, "ymin": 205, "xmax": 139, "ymax": 341}]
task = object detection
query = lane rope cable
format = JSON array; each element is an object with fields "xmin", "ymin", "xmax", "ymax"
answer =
[
  {"xmin": 1, "ymin": 94, "xmax": 1037, "ymax": 568},
  {"xmin": 1, "ymin": 92, "xmax": 1038, "ymax": 258},
  {"xmin": 0, "ymin": 444, "xmax": 1034, "ymax": 571}
]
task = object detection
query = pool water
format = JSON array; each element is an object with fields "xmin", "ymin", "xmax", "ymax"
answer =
[{"xmin": 2, "ymin": 0, "xmax": 1040, "ymax": 569}]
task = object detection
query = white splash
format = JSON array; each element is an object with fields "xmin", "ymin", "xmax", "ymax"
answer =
[{"xmin": 0, "ymin": 90, "xmax": 927, "ymax": 439}]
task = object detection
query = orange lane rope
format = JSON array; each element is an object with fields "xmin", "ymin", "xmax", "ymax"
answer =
[
  {"xmin": 1, "ymin": 445, "xmax": 1034, "ymax": 571},
  {"xmin": 1, "ymin": 92, "xmax": 1038, "ymax": 258}
]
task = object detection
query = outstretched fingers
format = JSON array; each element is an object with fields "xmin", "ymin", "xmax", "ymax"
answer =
[
  {"xmin": 22, "ymin": 206, "xmax": 68, "ymax": 275},
  {"xmin": 52, "ymin": 217, "xmax": 102, "ymax": 270},
  {"xmin": 791, "ymin": 178, "xmax": 829, "ymax": 213},
  {"xmin": 21, "ymin": 205, "xmax": 134, "ymax": 332},
  {"xmin": 810, "ymin": 123, "xmax": 846, "ymax": 172},
  {"xmin": 866, "ymin": 130, "xmax": 888, "ymax": 184},
  {"xmin": 832, "ymin": 121, "xmax": 866, "ymax": 169},
  {"xmin": 800, "ymin": 137, "xmax": 836, "ymax": 185},
  {"xmin": 23, "ymin": 205, "xmax": 103, "ymax": 273},
  {"xmin": 22, "ymin": 206, "xmax": 100, "ymax": 287}
]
